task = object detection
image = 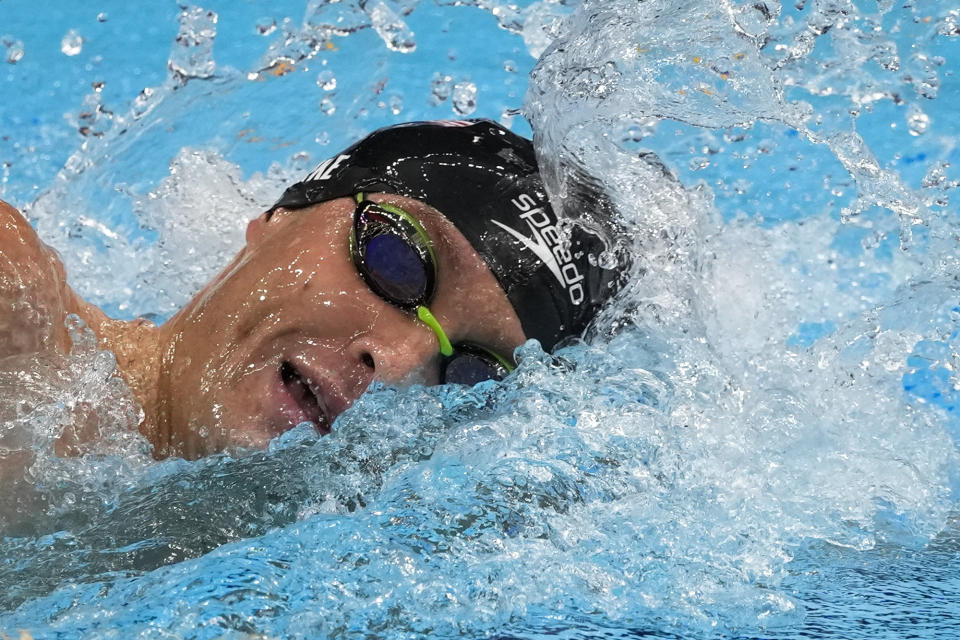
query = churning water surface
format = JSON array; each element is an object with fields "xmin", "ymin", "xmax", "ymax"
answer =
[{"xmin": 2, "ymin": 0, "xmax": 960, "ymax": 638}]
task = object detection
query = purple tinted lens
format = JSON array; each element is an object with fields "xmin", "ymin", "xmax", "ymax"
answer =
[
  {"xmin": 442, "ymin": 354, "xmax": 501, "ymax": 385},
  {"xmin": 363, "ymin": 234, "xmax": 429, "ymax": 305}
]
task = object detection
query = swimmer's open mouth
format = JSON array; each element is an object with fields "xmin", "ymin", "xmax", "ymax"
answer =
[{"xmin": 280, "ymin": 360, "xmax": 330, "ymax": 435}]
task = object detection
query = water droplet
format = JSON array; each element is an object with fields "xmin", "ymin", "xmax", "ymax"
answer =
[
  {"xmin": 2, "ymin": 36, "xmax": 24, "ymax": 64},
  {"xmin": 596, "ymin": 249, "xmax": 618, "ymax": 269},
  {"xmin": 61, "ymin": 29, "xmax": 83, "ymax": 56},
  {"xmin": 316, "ymin": 70, "xmax": 336, "ymax": 91},
  {"xmin": 689, "ymin": 157, "xmax": 710, "ymax": 171},
  {"xmin": 504, "ymin": 59, "xmax": 517, "ymax": 73},
  {"xmin": 256, "ymin": 17, "xmax": 277, "ymax": 36},
  {"xmin": 168, "ymin": 7, "xmax": 218, "ymax": 81},
  {"xmin": 860, "ymin": 230, "xmax": 886, "ymax": 252},
  {"xmin": 921, "ymin": 161, "xmax": 959, "ymax": 194},
  {"xmin": 389, "ymin": 94, "xmax": 403, "ymax": 115},
  {"xmin": 906, "ymin": 104, "xmax": 929, "ymax": 136},
  {"xmin": 430, "ymin": 73, "xmax": 453, "ymax": 105},
  {"xmin": 319, "ymin": 97, "xmax": 336, "ymax": 115},
  {"xmin": 132, "ymin": 87, "xmax": 156, "ymax": 119},
  {"xmin": 366, "ymin": 0, "xmax": 416, "ymax": 52},
  {"xmin": 315, "ymin": 131, "xmax": 330, "ymax": 145},
  {"xmin": 97, "ymin": 12, "xmax": 109, "ymax": 23},
  {"xmin": 938, "ymin": 13, "xmax": 960, "ymax": 37},
  {"xmin": 452, "ymin": 81, "xmax": 477, "ymax": 116}
]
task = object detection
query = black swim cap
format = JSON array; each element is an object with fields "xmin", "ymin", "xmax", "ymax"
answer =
[{"xmin": 271, "ymin": 119, "xmax": 629, "ymax": 352}]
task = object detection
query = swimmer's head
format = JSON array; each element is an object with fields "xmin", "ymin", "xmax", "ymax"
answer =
[
  {"xmin": 153, "ymin": 120, "xmax": 630, "ymax": 458},
  {"xmin": 270, "ymin": 119, "xmax": 631, "ymax": 352}
]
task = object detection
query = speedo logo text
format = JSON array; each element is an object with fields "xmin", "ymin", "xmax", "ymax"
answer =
[{"xmin": 492, "ymin": 193, "xmax": 585, "ymax": 305}]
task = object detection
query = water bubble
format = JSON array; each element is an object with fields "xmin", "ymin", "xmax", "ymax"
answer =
[
  {"xmin": 860, "ymin": 230, "xmax": 886, "ymax": 252},
  {"xmin": 96, "ymin": 12, "xmax": 109, "ymax": 23},
  {"xmin": 922, "ymin": 162, "xmax": 947, "ymax": 189},
  {"xmin": 2, "ymin": 36, "xmax": 24, "ymax": 64},
  {"xmin": 256, "ymin": 17, "xmax": 277, "ymax": 36},
  {"xmin": 389, "ymin": 94, "xmax": 403, "ymax": 115},
  {"xmin": 452, "ymin": 81, "xmax": 478, "ymax": 116},
  {"xmin": 938, "ymin": 12, "xmax": 960, "ymax": 37},
  {"xmin": 504, "ymin": 59, "xmax": 517, "ymax": 73},
  {"xmin": 689, "ymin": 156, "xmax": 711, "ymax": 171},
  {"xmin": 906, "ymin": 104, "xmax": 930, "ymax": 136},
  {"xmin": 132, "ymin": 87, "xmax": 156, "ymax": 119},
  {"xmin": 595, "ymin": 249, "xmax": 619, "ymax": 269},
  {"xmin": 623, "ymin": 118, "xmax": 659, "ymax": 144},
  {"xmin": 490, "ymin": 2, "xmax": 524, "ymax": 33},
  {"xmin": 906, "ymin": 52, "xmax": 940, "ymax": 99},
  {"xmin": 921, "ymin": 162, "xmax": 959, "ymax": 198},
  {"xmin": 723, "ymin": 129, "xmax": 748, "ymax": 143},
  {"xmin": 61, "ymin": 29, "xmax": 83, "ymax": 56},
  {"xmin": 429, "ymin": 73, "xmax": 453, "ymax": 105},
  {"xmin": 319, "ymin": 97, "xmax": 336, "ymax": 115},
  {"xmin": 315, "ymin": 131, "xmax": 330, "ymax": 145},
  {"xmin": 316, "ymin": 70, "xmax": 336, "ymax": 91},
  {"xmin": 168, "ymin": 7, "xmax": 218, "ymax": 81},
  {"xmin": 365, "ymin": 0, "xmax": 416, "ymax": 53}
]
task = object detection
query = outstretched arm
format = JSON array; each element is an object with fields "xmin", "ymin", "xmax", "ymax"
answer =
[{"xmin": 0, "ymin": 200, "xmax": 80, "ymax": 357}]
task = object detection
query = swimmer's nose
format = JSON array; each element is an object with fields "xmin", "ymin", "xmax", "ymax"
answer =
[{"xmin": 346, "ymin": 318, "xmax": 441, "ymax": 387}]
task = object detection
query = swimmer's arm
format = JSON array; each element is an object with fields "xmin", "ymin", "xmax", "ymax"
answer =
[{"xmin": 0, "ymin": 199, "xmax": 80, "ymax": 356}]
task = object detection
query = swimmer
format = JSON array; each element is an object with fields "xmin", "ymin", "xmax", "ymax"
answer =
[{"xmin": 0, "ymin": 120, "xmax": 628, "ymax": 459}]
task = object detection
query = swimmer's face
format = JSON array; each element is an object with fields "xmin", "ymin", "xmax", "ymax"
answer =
[{"xmin": 154, "ymin": 194, "xmax": 526, "ymax": 459}]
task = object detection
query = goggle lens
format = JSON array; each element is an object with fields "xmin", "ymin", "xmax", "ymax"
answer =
[
  {"xmin": 352, "ymin": 199, "xmax": 436, "ymax": 310},
  {"xmin": 441, "ymin": 344, "xmax": 511, "ymax": 385},
  {"xmin": 362, "ymin": 234, "xmax": 429, "ymax": 305}
]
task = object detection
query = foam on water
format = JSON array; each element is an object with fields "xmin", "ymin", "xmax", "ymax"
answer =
[{"xmin": 2, "ymin": 0, "xmax": 960, "ymax": 637}]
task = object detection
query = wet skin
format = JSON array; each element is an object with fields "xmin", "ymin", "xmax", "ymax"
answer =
[{"xmin": 0, "ymin": 196, "xmax": 526, "ymax": 459}]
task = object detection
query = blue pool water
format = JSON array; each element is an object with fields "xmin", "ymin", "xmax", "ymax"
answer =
[{"xmin": 2, "ymin": 0, "xmax": 960, "ymax": 638}]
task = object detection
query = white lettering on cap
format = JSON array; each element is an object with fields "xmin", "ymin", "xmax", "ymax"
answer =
[
  {"xmin": 304, "ymin": 154, "xmax": 351, "ymax": 182},
  {"xmin": 491, "ymin": 192, "xmax": 585, "ymax": 305}
]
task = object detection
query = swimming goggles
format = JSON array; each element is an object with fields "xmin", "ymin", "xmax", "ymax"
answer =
[{"xmin": 349, "ymin": 193, "xmax": 515, "ymax": 385}]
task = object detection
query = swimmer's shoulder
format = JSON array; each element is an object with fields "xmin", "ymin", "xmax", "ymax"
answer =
[{"xmin": 0, "ymin": 199, "xmax": 76, "ymax": 356}]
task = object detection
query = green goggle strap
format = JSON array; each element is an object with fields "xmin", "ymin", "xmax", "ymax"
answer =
[
  {"xmin": 485, "ymin": 345, "xmax": 516, "ymax": 373},
  {"xmin": 417, "ymin": 305, "xmax": 454, "ymax": 357}
]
